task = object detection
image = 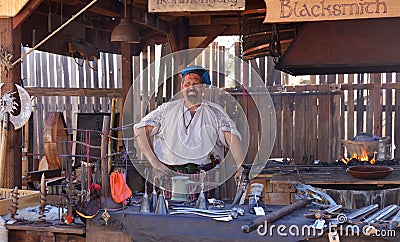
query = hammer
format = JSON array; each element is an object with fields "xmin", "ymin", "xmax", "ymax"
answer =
[{"xmin": 242, "ymin": 199, "xmax": 310, "ymax": 233}]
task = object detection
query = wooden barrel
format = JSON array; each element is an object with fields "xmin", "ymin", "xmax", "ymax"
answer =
[
  {"xmin": 240, "ymin": 9, "xmax": 298, "ymax": 60},
  {"xmin": 43, "ymin": 112, "xmax": 68, "ymax": 169}
]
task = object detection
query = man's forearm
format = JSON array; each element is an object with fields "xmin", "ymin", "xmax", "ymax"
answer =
[
  {"xmin": 224, "ymin": 131, "xmax": 245, "ymax": 167},
  {"xmin": 135, "ymin": 126, "xmax": 162, "ymax": 169}
]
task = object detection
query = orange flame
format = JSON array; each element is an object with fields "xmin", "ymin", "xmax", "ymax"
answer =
[
  {"xmin": 359, "ymin": 147, "xmax": 369, "ymax": 162},
  {"xmin": 369, "ymin": 152, "xmax": 377, "ymax": 165},
  {"xmin": 341, "ymin": 147, "xmax": 377, "ymax": 165}
]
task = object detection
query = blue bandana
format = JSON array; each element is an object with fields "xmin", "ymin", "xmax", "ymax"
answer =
[{"xmin": 181, "ymin": 65, "xmax": 211, "ymax": 85}]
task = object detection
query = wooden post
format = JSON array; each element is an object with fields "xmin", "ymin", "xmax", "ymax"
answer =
[
  {"xmin": 0, "ymin": 18, "xmax": 22, "ymax": 188},
  {"xmin": 101, "ymin": 116, "xmax": 111, "ymax": 198}
]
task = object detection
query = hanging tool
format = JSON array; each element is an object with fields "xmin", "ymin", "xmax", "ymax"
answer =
[
  {"xmin": 195, "ymin": 170, "xmax": 207, "ymax": 210},
  {"xmin": 0, "ymin": 83, "xmax": 32, "ymax": 187},
  {"xmin": 140, "ymin": 168, "xmax": 150, "ymax": 213},
  {"xmin": 230, "ymin": 165, "xmax": 250, "ymax": 208}
]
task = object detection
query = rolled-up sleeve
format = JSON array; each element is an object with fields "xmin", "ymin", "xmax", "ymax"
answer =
[{"xmin": 133, "ymin": 106, "xmax": 163, "ymax": 135}]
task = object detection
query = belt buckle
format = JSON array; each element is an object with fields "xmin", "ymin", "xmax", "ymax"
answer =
[{"xmin": 185, "ymin": 163, "xmax": 198, "ymax": 174}]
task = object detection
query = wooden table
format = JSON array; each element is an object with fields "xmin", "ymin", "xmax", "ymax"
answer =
[
  {"xmin": 6, "ymin": 223, "xmax": 85, "ymax": 242},
  {"xmin": 268, "ymin": 166, "xmax": 400, "ymax": 186}
]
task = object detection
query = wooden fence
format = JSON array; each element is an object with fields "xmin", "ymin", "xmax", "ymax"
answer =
[{"xmin": 21, "ymin": 43, "xmax": 400, "ymax": 172}]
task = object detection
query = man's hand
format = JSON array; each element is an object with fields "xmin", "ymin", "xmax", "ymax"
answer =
[{"xmin": 234, "ymin": 169, "xmax": 241, "ymax": 184}]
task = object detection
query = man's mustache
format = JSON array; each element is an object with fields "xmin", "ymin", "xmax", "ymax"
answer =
[{"xmin": 186, "ymin": 88, "xmax": 198, "ymax": 94}]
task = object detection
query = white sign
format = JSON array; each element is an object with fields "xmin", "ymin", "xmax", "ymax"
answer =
[{"xmin": 149, "ymin": 0, "xmax": 245, "ymax": 13}]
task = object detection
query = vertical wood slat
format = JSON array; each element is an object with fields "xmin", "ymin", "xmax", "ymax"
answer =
[
  {"xmin": 247, "ymin": 95, "xmax": 259, "ymax": 164},
  {"xmin": 149, "ymin": 45, "xmax": 156, "ymax": 111},
  {"xmin": 366, "ymin": 74, "xmax": 374, "ymax": 135},
  {"xmin": 83, "ymin": 56, "xmax": 92, "ymax": 112},
  {"xmin": 48, "ymin": 53, "xmax": 59, "ymax": 111},
  {"xmin": 172, "ymin": 57, "xmax": 180, "ymax": 97},
  {"xmin": 156, "ymin": 46, "xmax": 167, "ymax": 106},
  {"xmin": 331, "ymin": 91, "xmax": 341, "ymax": 162},
  {"xmin": 294, "ymin": 86, "xmax": 306, "ymax": 164},
  {"xmin": 347, "ymin": 74, "xmax": 355, "ymax": 140},
  {"xmin": 218, "ymin": 46, "xmax": 225, "ymax": 88},
  {"xmin": 356, "ymin": 74, "xmax": 364, "ymax": 134},
  {"xmin": 142, "ymin": 49, "xmax": 149, "ymax": 115},
  {"xmin": 62, "ymin": 56, "xmax": 73, "ymax": 129},
  {"xmin": 271, "ymin": 95, "xmax": 282, "ymax": 158},
  {"xmin": 373, "ymin": 73, "xmax": 382, "ymax": 136},
  {"xmin": 338, "ymin": 74, "xmax": 345, "ymax": 157},
  {"xmin": 100, "ymin": 52, "xmax": 108, "ymax": 112},
  {"xmin": 395, "ymin": 73, "xmax": 400, "ymax": 159},
  {"xmin": 234, "ymin": 42, "xmax": 241, "ymax": 87},
  {"xmin": 259, "ymin": 57, "xmax": 265, "ymax": 84},
  {"xmin": 317, "ymin": 85, "xmax": 330, "ymax": 162},
  {"xmin": 281, "ymin": 95, "xmax": 294, "ymax": 159},
  {"xmin": 35, "ymin": 52, "xmax": 44, "ymax": 158},
  {"xmin": 91, "ymin": 59, "xmax": 100, "ymax": 112},
  {"xmin": 305, "ymin": 86, "xmax": 318, "ymax": 164},
  {"xmin": 78, "ymin": 56, "xmax": 86, "ymax": 113},
  {"xmin": 165, "ymin": 54, "xmax": 172, "ymax": 102},
  {"xmin": 235, "ymin": 94, "xmax": 250, "ymax": 164},
  {"xmin": 212, "ymin": 42, "xmax": 218, "ymax": 87},
  {"xmin": 385, "ymin": 73, "xmax": 393, "ymax": 138}
]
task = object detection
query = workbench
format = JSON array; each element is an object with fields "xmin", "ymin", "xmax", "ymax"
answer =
[{"xmin": 87, "ymin": 204, "xmax": 400, "ymax": 242}]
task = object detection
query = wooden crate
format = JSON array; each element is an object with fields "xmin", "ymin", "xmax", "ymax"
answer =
[{"xmin": 0, "ymin": 188, "xmax": 40, "ymax": 215}]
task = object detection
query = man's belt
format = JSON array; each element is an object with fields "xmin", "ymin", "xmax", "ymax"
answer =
[{"xmin": 166, "ymin": 160, "xmax": 219, "ymax": 174}]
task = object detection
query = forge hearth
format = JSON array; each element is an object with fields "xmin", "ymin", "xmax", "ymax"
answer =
[{"xmin": 340, "ymin": 134, "xmax": 391, "ymax": 165}]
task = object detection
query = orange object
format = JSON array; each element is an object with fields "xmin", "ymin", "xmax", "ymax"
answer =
[{"xmin": 110, "ymin": 170, "xmax": 132, "ymax": 204}]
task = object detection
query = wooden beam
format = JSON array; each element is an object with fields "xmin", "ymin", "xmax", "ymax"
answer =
[
  {"xmin": 25, "ymin": 87, "xmax": 122, "ymax": 98},
  {"xmin": 12, "ymin": 0, "xmax": 44, "ymax": 30},
  {"xmin": 50, "ymin": 0, "xmax": 121, "ymax": 17},
  {"xmin": 131, "ymin": 8, "xmax": 169, "ymax": 34}
]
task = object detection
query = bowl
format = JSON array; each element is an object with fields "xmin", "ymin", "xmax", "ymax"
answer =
[{"xmin": 346, "ymin": 166, "xmax": 393, "ymax": 179}]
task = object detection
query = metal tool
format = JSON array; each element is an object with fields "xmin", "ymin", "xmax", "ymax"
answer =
[
  {"xmin": 213, "ymin": 216, "xmax": 233, "ymax": 222},
  {"xmin": 230, "ymin": 165, "xmax": 250, "ymax": 208},
  {"xmin": 150, "ymin": 177, "xmax": 158, "ymax": 212},
  {"xmin": 289, "ymin": 179, "xmax": 337, "ymax": 207},
  {"xmin": 0, "ymin": 83, "xmax": 32, "ymax": 188},
  {"xmin": 347, "ymin": 204, "xmax": 379, "ymax": 220},
  {"xmin": 364, "ymin": 205, "xmax": 398, "ymax": 224},
  {"xmin": 242, "ymin": 198, "xmax": 310, "ymax": 233},
  {"xmin": 195, "ymin": 170, "xmax": 207, "ymax": 210},
  {"xmin": 385, "ymin": 210, "xmax": 400, "ymax": 230},
  {"xmin": 154, "ymin": 189, "xmax": 168, "ymax": 214},
  {"xmin": 171, "ymin": 207, "xmax": 233, "ymax": 214},
  {"xmin": 305, "ymin": 204, "xmax": 343, "ymax": 219},
  {"xmin": 170, "ymin": 211, "xmax": 231, "ymax": 218},
  {"xmin": 140, "ymin": 168, "xmax": 150, "ymax": 213}
]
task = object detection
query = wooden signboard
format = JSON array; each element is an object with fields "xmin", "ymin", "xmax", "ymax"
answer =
[
  {"xmin": 0, "ymin": 0, "xmax": 29, "ymax": 17},
  {"xmin": 149, "ymin": 0, "xmax": 245, "ymax": 13},
  {"xmin": 264, "ymin": 0, "xmax": 400, "ymax": 23}
]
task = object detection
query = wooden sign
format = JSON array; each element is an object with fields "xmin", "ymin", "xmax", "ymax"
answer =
[
  {"xmin": 0, "ymin": 0, "xmax": 29, "ymax": 17},
  {"xmin": 149, "ymin": 0, "xmax": 245, "ymax": 13},
  {"xmin": 264, "ymin": 0, "xmax": 400, "ymax": 23}
]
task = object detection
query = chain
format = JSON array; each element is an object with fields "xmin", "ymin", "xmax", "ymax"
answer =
[{"xmin": 238, "ymin": 13, "xmax": 243, "ymax": 60}]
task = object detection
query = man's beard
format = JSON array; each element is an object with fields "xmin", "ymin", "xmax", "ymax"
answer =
[{"xmin": 185, "ymin": 88, "xmax": 201, "ymax": 104}]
